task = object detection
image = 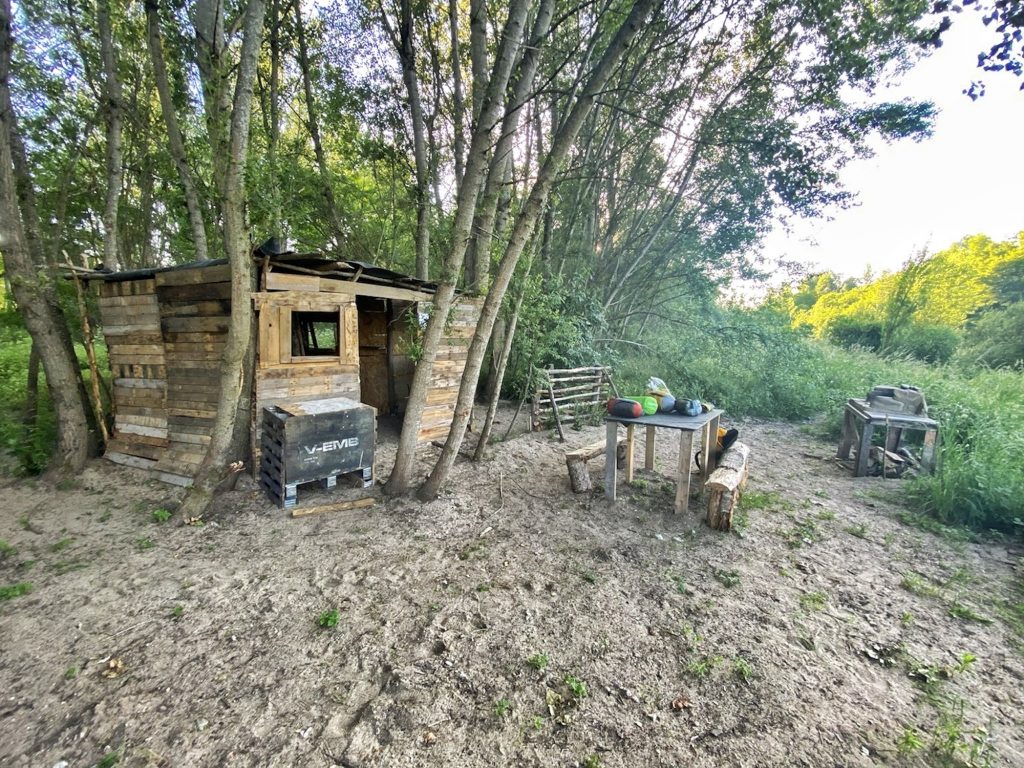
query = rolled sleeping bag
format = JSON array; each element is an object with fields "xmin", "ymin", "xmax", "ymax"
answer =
[
  {"xmin": 674, "ymin": 398, "xmax": 702, "ymax": 417},
  {"xmin": 658, "ymin": 394, "xmax": 676, "ymax": 413},
  {"xmin": 607, "ymin": 398, "xmax": 643, "ymax": 419},
  {"xmin": 628, "ymin": 396, "xmax": 658, "ymax": 415}
]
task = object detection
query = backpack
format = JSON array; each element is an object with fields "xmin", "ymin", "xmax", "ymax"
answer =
[{"xmin": 695, "ymin": 427, "xmax": 739, "ymax": 470}]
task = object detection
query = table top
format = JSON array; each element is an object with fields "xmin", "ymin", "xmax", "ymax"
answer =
[
  {"xmin": 605, "ymin": 408, "xmax": 723, "ymax": 431},
  {"xmin": 846, "ymin": 399, "xmax": 938, "ymax": 428}
]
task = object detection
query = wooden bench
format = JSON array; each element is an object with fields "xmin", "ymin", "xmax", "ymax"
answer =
[
  {"xmin": 706, "ymin": 442, "xmax": 750, "ymax": 531},
  {"xmin": 566, "ymin": 437, "xmax": 627, "ymax": 493}
]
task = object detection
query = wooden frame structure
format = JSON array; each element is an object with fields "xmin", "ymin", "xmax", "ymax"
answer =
[
  {"xmin": 531, "ymin": 366, "xmax": 614, "ymax": 432},
  {"xmin": 85, "ymin": 250, "xmax": 480, "ymax": 486}
]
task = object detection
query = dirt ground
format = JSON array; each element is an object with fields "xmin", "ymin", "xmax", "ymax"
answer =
[{"xmin": 1, "ymin": 409, "xmax": 1022, "ymax": 768}]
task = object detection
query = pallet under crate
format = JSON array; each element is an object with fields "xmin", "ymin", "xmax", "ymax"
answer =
[{"xmin": 260, "ymin": 397, "xmax": 376, "ymax": 509}]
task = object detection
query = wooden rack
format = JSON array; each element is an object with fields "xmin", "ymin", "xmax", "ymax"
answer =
[{"xmin": 531, "ymin": 366, "xmax": 616, "ymax": 434}]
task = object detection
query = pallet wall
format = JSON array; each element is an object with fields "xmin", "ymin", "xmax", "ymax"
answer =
[
  {"xmin": 98, "ymin": 279, "xmax": 169, "ymax": 470},
  {"xmin": 149, "ymin": 265, "xmax": 232, "ymax": 484},
  {"xmin": 417, "ymin": 297, "xmax": 481, "ymax": 443}
]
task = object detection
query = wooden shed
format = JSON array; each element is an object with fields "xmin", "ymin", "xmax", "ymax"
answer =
[{"xmin": 89, "ymin": 250, "xmax": 480, "ymax": 486}]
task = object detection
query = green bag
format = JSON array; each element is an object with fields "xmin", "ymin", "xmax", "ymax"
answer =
[{"xmin": 627, "ymin": 396, "xmax": 658, "ymax": 415}]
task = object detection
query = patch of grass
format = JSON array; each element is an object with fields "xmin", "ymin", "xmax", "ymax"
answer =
[
  {"xmin": 531, "ymin": 715, "xmax": 544, "ymax": 730},
  {"xmin": 316, "ymin": 609, "xmax": 340, "ymax": 629},
  {"xmin": 136, "ymin": 537, "xmax": 155, "ymax": 551},
  {"xmin": 843, "ymin": 523, "xmax": 869, "ymax": 539},
  {"xmin": 738, "ymin": 490, "xmax": 784, "ymax": 512},
  {"xmin": 564, "ymin": 674, "xmax": 588, "ymax": 699},
  {"xmin": 900, "ymin": 611, "xmax": 914, "ymax": 626},
  {"xmin": 493, "ymin": 698, "xmax": 511, "ymax": 718},
  {"xmin": 900, "ymin": 571, "xmax": 942, "ymax": 598},
  {"xmin": 578, "ymin": 569, "xmax": 599, "ymax": 584},
  {"xmin": 527, "ymin": 652, "xmax": 549, "ymax": 671},
  {"xmin": 896, "ymin": 726, "xmax": 925, "ymax": 756},
  {"xmin": 713, "ymin": 569, "xmax": 740, "ymax": 588},
  {"xmin": 50, "ymin": 537, "xmax": 73, "ymax": 552},
  {"xmin": 783, "ymin": 517, "xmax": 821, "ymax": 549},
  {"xmin": 0, "ymin": 539, "xmax": 15, "ymax": 557},
  {"xmin": 64, "ymin": 666, "xmax": 77, "ymax": 679},
  {"xmin": 171, "ymin": 605, "xmax": 184, "ymax": 619},
  {"xmin": 95, "ymin": 752, "xmax": 121, "ymax": 768},
  {"xmin": 457, "ymin": 541, "xmax": 489, "ymax": 561},
  {"xmin": 733, "ymin": 656, "xmax": 754, "ymax": 684},
  {"xmin": 152, "ymin": 508, "xmax": 172, "ymax": 523},
  {"xmin": 686, "ymin": 655, "xmax": 721, "ymax": 678},
  {"xmin": 582, "ymin": 755, "xmax": 603, "ymax": 768},
  {"xmin": 815, "ymin": 509, "xmax": 836, "ymax": 521},
  {"xmin": 948, "ymin": 602, "xmax": 992, "ymax": 624},
  {"xmin": 0, "ymin": 582, "xmax": 32, "ymax": 600},
  {"xmin": 895, "ymin": 511, "xmax": 972, "ymax": 543},
  {"xmin": 799, "ymin": 591, "xmax": 828, "ymax": 611},
  {"xmin": 17, "ymin": 515, "xmax": 31, "ymax": 530}
]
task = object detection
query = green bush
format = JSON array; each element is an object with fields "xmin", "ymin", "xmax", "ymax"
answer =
[
  {"xmin": 958, "ymin": 303, "xmax": 1024, "ymax": 369},
  {"xmin": 889, "ymin": 324, "xmax": 959, "ymax": 364},
  {"xmin": 824, "ymin": 315, "xmax": 882, "ymax": 351}
]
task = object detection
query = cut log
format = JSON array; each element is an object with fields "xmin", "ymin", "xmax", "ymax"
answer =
[
  {"xmin": 566, "ymin": 437, "xmax": 626, "ymax": 493},
  {"xmin": 706, "ymin": 442, "xmax": 749, "ymax": 531}
]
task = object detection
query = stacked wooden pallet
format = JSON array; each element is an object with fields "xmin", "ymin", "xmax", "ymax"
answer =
[
  {"xmin": 97, "ymin": 279, "xmax": 169, "ymax": 470},
  {"xmin": 149, "ymin": 265, "xmax": 231, "ymax": 485},
  {"xmin": 417, "ymin": 298, "xmax": 481, "ymax": 443}
]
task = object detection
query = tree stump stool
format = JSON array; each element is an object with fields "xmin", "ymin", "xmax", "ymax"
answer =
[
  {"xmin": 706, "ymin": 442, "xmax": 750, "ymax": 531},
  {"xmin": 566, "ymin": 438, "xmax": 626, "ymax": 493}
]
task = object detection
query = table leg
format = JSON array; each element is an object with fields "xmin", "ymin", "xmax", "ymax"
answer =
[
  {"xmin": 605, "ymin": 421, "xmax": 618, "ymax": 501},
  {"xmin": 644, "ymin": 426, "xmax": 656, "ymax": 470},
  {"xmin": 625, "ymin": 424, "xmax": 635, "ymax": 483},
  {"xmin": 701, "ymin": 414, "xmax": 720, "ymax": 492},
  {"xmin": 922, "ymin": 429, "xmax": 938, "ymax": 474},
  {"xmin": 675, "ymin": 430, "xmax": 694, "ymax": 514},
  {"xmin": 855, "ymin": 420, "xmax": 873, "ymax": 477},
  {"xmin": 837, "ymin": 408, "xmax": 854, "ymax": 459}
]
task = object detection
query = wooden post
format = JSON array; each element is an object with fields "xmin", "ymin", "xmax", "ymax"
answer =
[
  {"xmin": 675, "ymin": 430, "xmax": 694, "ymax": 514},
  {"xmin": 605, "ymin": 421, "xmax": 618, "ymax": 502},
  {"xmin": 699, "ymin": 414, "xmax": 719, "ymax": 492},
  {"xmin": 625, "ymin": 423, "xmax": 635, "ymax": 483},
  {"xmin": 644, "ymin": 425, "xmax": 656, "ymax": 470},
  {"xmin": 548, "ymin": 384, "xmax": 566, "ymax": 442},
  {"xmin": 855, "ymin": 417, "xmax": 873, "ymax": 477},
  {"xmin": 71, "ymin": 271, "xmax": 109, "ymax": 444}
]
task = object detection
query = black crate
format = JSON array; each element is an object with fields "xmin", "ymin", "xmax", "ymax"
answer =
[{"xmin": 260, "ymin": 397, "xmax": 376, "ymax": 508}]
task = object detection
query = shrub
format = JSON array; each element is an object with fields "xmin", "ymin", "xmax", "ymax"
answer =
[
  {"xmin": 958, "ymin": 303, "xmax": 1024, "ymax": 369},
  {"xmin": 825, "ymin": 315, "xmax": 883, "ymax": 351},
  {"xmin": 889, "ymin": 324, "xmax": 959, "ymax": 364}
]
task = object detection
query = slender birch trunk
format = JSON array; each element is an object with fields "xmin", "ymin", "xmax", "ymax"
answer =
[
  {"xmin": 97, "ymin": 0, "xmax": 123, "ymax": 271},
  {"xmin": 384, "ymin": 0, "xmax": 530, "ymax": 496},
  {"xmin": 1, "ymin": 0, "xmax": 92, "ymax": 473},
  {"xmin": 420, "ymin": 0, "xmax": 658, "ymax": 500},
  {"xmin": 179, "ymin": 0, "xmax": 267, "ymax": 518},
  {"xmin": 145, "ymin": 0, "xmax": 209, "ymax": 262}
]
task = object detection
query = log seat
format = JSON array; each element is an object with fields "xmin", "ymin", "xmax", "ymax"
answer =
[
  {"xmin": 705, "ymin": 442, "xmax": 750, "ymax": 531},
  {"xmin": 566, "ymin": 437, "xmax": 626, "ymax": 493}
]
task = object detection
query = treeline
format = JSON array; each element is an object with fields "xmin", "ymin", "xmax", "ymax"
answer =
[{"xmin": 767, "ymin": 233, "xmax": 1024, "ymax": 368}]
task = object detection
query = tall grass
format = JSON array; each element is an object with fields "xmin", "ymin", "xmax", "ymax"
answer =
[{"xmin": 618, "ymin": 308, "xmax": 1024, "ymax": 533}]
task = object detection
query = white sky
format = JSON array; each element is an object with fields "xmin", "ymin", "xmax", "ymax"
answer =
[{"xmin": 761, "ymin": 16, "xmax": 1024, "ymax": 282}]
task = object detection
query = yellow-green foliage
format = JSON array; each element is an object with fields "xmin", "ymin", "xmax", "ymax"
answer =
[{"xmin": 790, "ymin": 233, "xmax": 1024, "ymax": 337}]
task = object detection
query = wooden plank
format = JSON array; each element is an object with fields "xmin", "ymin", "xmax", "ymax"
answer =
[
  {"xmin": 264, "ymin": 272, "xmax": 322, "ymax": 292},
  {"xmin": 158, "ymin": 282, "xmax": 233, "ymax": 301},
  {"xmin": 604, "ymin": 422, "xmax": 618, "ymax": 502},
  {"xmin": 155, "ymin": 264, "xmax": 231, "ymax": 286},
  {"xmin": 290, "ymin": 497, "xmax": 375, "ymax": 518},
  {"xmin": 159, "ymin": 300, "xmax": 231, "ymax": 317},
  {"xmin": 161, "ymin": 316, "xmax": 231, "ymax": 333},
  {"xmin": 105, "ymin": 451, "xmax": 158, "ymax": 470},
  {"xmin": 675, "ymin": 430, "xmax": 694, "ymax": 514},
  {"xmin": 625, "ymin": 424, "xmax": 635, "ymax": 483}
]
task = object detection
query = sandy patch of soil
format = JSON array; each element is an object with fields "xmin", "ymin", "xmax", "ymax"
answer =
[{"xmin": 1, "ymin": 411, "xmax": 1022, "ymax": 767}]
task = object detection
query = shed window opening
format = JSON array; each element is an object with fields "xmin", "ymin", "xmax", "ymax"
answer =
[{"xmin": 292, "ymin": 311, "xmax": 340, "ymax": 357}]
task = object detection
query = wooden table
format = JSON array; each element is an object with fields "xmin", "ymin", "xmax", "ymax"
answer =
[
  {"xmin": 604, "ymin": 409, "xmax": 723, "ymax": 513},
  {"xmin": 837, "ymin": 398, "xmax": 939, "ymax": 477}
]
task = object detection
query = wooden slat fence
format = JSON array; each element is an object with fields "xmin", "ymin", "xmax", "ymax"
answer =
[{"xmin": 531, "ymin": 366, "xmax": 612, "ymax": 431}]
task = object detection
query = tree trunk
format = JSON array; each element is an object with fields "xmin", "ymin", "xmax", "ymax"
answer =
[
  {"xmin": 473, "ymin": 271, "xmax": 528, "ymax": 460},
  {"xmin": 97, "ymin": 0, "xmax": 123, "ymax": 271},
  {"xmin": 267, "ymin": 0, "xmax": 283, "ymax": 236},
  {"xmin": 448, "ymin": 0, "xmax": 465, "ymax": 187},
  {"xmin": 466, "ymin": 0, "xmax": 553, "ymax": 294},
  {"xmin": 397, "ymin": 0, "xmax": 430, "ymax": 280},
  {"xmin": 419, "ymin": 0, "xmax": 656, "ymax": 500},
  {"xmin": 179, "ymin": 0, "xmax": 267, "ymax": 518},
  {"xmin": 294, "ymin": 0, "xmax": 345, "ymax": 248},
  {"xmin": 1, "ymin": 0, "xmax": 92, "ymax": 473},
  {"xmin": 145, "ymin": 0, "xmax": 209, "ymax": 262},
  {"xmin": 384, "ymin": 0, "xmax": 530, "ymax": 496}
]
